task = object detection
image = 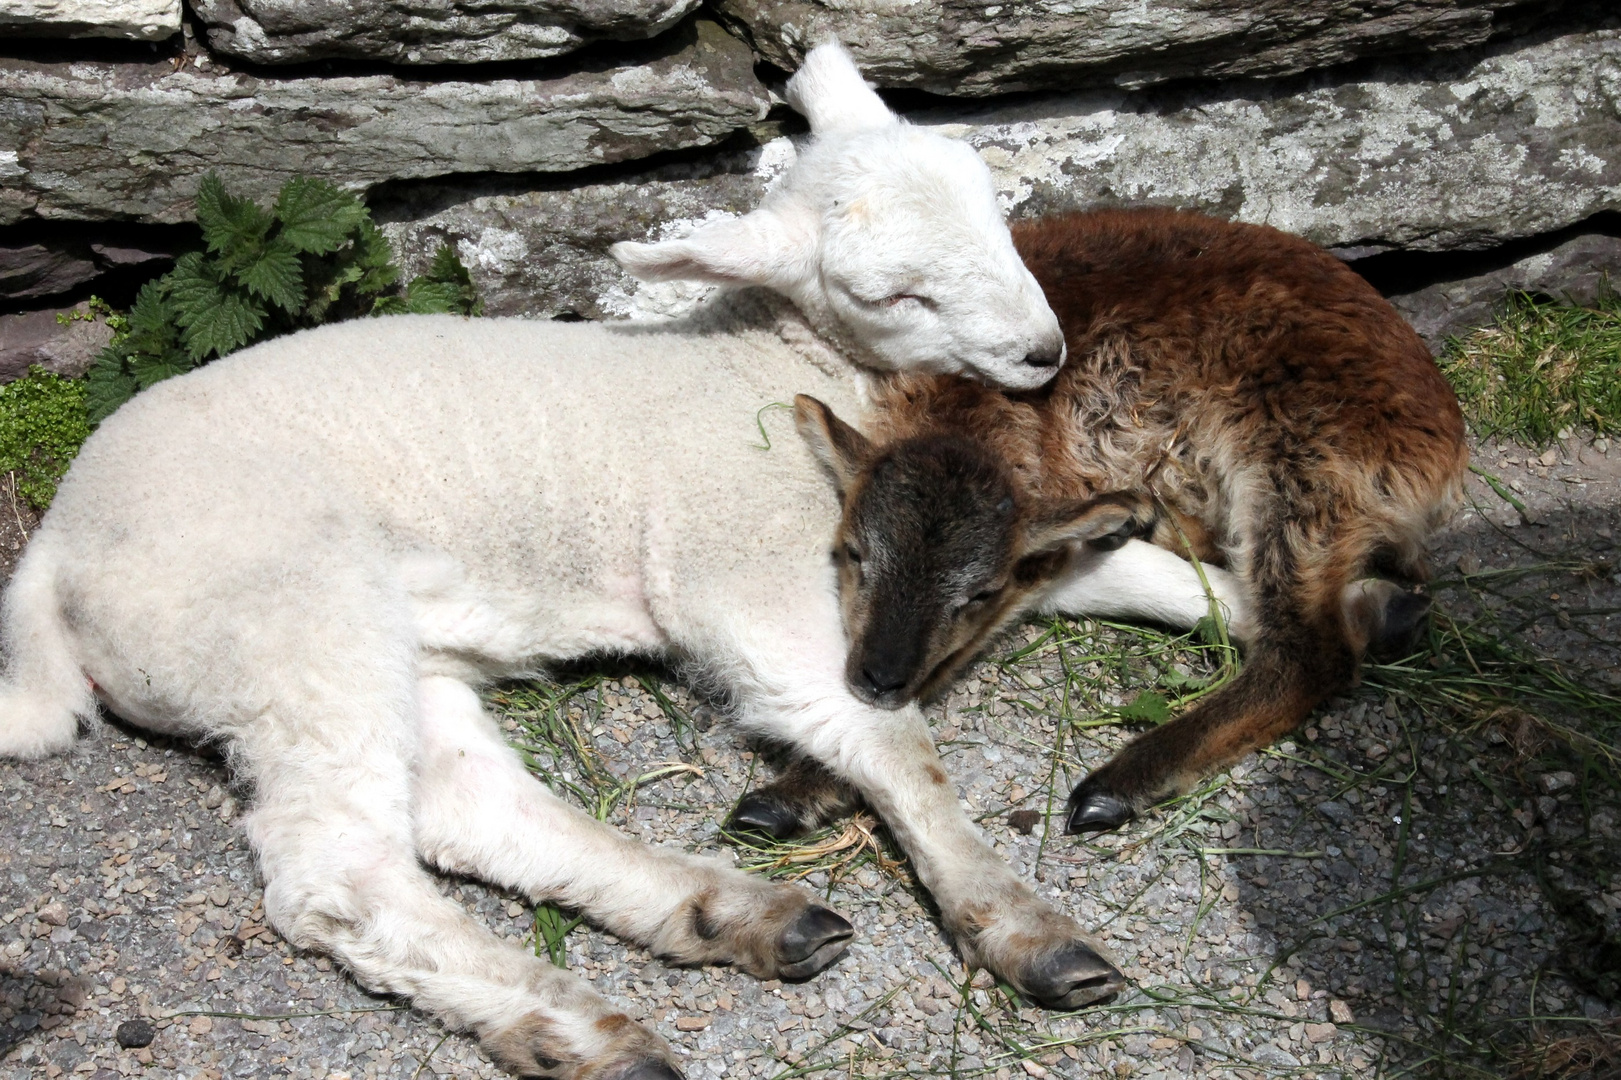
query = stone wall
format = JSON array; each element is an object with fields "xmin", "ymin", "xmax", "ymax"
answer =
[{"xmin": 3, "ymin": 0, "xmax": 1617, "ymax": 374}]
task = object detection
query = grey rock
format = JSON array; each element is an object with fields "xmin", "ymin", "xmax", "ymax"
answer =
[
  {"xmin": 935, "ymin": 27, "xmax": 1621, "ymax": 255},
  {"xmin": 0, "ymin": 244, "xmax": 98, "ymax": 302},
  {"xmin": 0, "ymin": 302, "xmax": 113, "ymax": 382},
  {"xmin": 377, "ymin": 140, "xmax": 784, "ymax": 319},
  {"xmin": 716, "ymin": 0, "xmax": 1540, "ymax": 95},
  {"xmin": 0, "ymin": 237, "xmax": 174, "ymax": 303},
  {"xmin": 0, "ymin": 19, "xmax": 769, "ymax": 226},
  {"xmin": 195, "ymin": 0, "xmax": 701, "ymax": 66},
  {"xmin": 1386, "ymin": 232, "xmax": 1621, "ymax": 346},
  {"xmin": 0, "ymin": 0, "xmax": 179, "ymax": 41},
  {"xmin": 1316, "ymin": 801, "xmax": 1354, "ymax": 826}
]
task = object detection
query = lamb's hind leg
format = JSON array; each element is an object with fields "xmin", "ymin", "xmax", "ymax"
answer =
[
  {"xmin": 411, "ymin": 676, "xmax": 853, "ymax": 983},
  {"xmin": 241, "ymin": 703, "xmax": 677, "ymax": 1079}
]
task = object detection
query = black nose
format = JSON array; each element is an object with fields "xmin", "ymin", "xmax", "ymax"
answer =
[
  {"xmin": 1022, "ymin": 347, "xmax": 1062, "ymax": 368},
  {"xmin": 860, "ymin": 663, "xmax": 909, "ymax": 695}
]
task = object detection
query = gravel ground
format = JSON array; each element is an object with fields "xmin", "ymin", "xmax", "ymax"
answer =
[{"xmin": 2, "ymin": 434, "xmax": 1618, "ymax": 1080}]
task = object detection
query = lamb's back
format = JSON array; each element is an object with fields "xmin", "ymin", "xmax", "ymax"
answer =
[{"xmin": 44, "ymin": 314, "xmax": 858, "ymax": 642}]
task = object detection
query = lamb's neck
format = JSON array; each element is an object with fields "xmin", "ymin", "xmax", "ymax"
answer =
[{"xmin": 691, "ymin": 288, "xmax": 868, "ymax": 385}]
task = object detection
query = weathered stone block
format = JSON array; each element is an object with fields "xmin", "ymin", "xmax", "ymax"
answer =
[
  {"xmin": 0, "ymin": 19, "xmax": 769, "ymax": 226},
  {"xmin": 938, "ymin": 28, "xmax": 1621, "ymax": 254},
  {"xmin": 0, "ymin": 0, "xmax": 179, "ymax": 41},
  {"xmin": 377, "ymin": 142, "xmax": 785, "ymax": 319},
  {"xmin": 0, "ymin": 244, "xmax": 98, "ymax": 303},
  {"xmin": 715, "ymin": 0, "xmax": 1539, "ymax": 95},
  {"xmin": 0, "ymin": 304, "xmax": 113, "ymax": 383},
  {"xmin": 1387, "ymin": 233, "xmax": 1621, "ymax": 346},
  {"xmin": 0, "ymin": 237, "xmax": 174, "ymax": 303},
  {"xmin": 195, "ymin": 0, "xmax": 701, "ymax": 66}
]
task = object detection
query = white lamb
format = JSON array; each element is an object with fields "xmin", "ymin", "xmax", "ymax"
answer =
[{"xmin": 0, "ymin": 43, "xmax": 1249, "ymax": 1079}]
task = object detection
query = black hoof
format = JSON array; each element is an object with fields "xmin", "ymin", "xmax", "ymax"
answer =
[
  {"xmin": 609, "ymin": 1059, "xmax": 685, "ymax": 1080},
  {"xmin": 1020, "ymin": 941, "xmax": 1126, "ymax": 1010},
  {"xmin": 728, "ymin": 793, "xmax": 803, "ymax": 841},
  {"xmin": 1064, "ymin": 784, "xmax": 1134, "ymax": 835},
  {"xmin": 1370, "ymin": 588, "xmax": 1432, "ymax": 661},
  {"xmin": 776, "ymin": 904, "xmax": 854, "ymax": 980}
]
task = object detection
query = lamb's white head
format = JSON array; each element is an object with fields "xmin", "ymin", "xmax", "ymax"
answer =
[{"xmin": 609, "ymin": 41, "xmax": 1065, "ymax": 391}]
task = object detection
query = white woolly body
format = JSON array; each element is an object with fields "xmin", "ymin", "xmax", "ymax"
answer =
[{"xmin": 48, "ymin": 312, "xmax": 858, "ymax": 742}]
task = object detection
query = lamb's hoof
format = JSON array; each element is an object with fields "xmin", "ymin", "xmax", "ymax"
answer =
[
  {"xmin": 728, "ymin": 793, "xmax": 803, "ymax": 841},
  {"xmin": 775, "ymin": 904, "xmax": 854, "ymax": 980},
  {"xmin": 1064, "ymin": 784, "xmax": 1134, "ymax": 835},
  {"xmin": 1371, "ymin": 588, "xmax": 1433, "ymax": 661},
  {"xmin": 1019, "ymin": 942, "xmax": 1126, "ymax": 1010},
  {"xmin": 607, "ymin": 1059, "xmax": 685, "ymax": 1080}
]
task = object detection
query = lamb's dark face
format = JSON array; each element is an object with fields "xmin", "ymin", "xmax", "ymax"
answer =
[
  {"xmin": 795, "ymin": 395, "xmax": 1148, "ymax": 710},
  {"xmin": 835, "ymin": 436, "xmax": 1029, "ymax": 708}
]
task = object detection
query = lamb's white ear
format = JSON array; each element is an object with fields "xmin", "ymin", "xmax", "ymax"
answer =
[
  {"xmin": 784, "ymin": 39, "xmax": 896, "ymax": 133},
  {"xmin": 610, "ymin": 205, "xmax": 813, "ymax": 287}
]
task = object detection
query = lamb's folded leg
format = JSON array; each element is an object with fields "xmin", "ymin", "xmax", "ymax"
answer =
[
  {"xmin": 240, "ymin": 716, "xmax": 674, "ymax": 1080},
  {"xmin": 1038, "ymin": 538, "xmax": 1255, "ymax": 644},
  {"xmin": 411, "ymin": 676, "xmax": 853, "ymax": 982},
  {"xmin": 729, "ymin": 755, "xmax": 862, "ymax": 839},
  {"xmin": 722, "ymin": 618, "xmax": 1126, "ymax": 1010}
]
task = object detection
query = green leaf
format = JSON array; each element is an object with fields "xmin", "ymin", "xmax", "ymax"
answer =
[
  {"xmin": 402, "ymin": 243, "xmax": 482, "ymax": 316},
  {"xmin": 194, "ymin": 173, "xmax": 272, "ymax": 272},
  {"xmin": 124, "ymin": 278, "xmax": 179, "ymax": 339},
  {"xmin": 1158, "ymin": 668, "xmax": 1208, "ymax": 692},
  {"xmin": 166, "ymin": 251, "xmax": 228, "ymax": 318},
  {"xmin": 303, "ymin": 259, "xmax": 366, "ymax": 323},
  {"xmin": 274, "ymin": 176, "xmax": 367, "ymax": 255},
  {"xmin": 425, "ymin": 242, "xmax": 472, "ymax": 286},
  {"xmin": 370, "ymin": 295, "xmax": 408, "ymax": 316},
  {"xmin": 237, "ymin": 238, "xmax": 304, "ymax": 312},
  {"xmin": 352, "ymin": 220, "xmax": 400, "ymax": 296},
  {"xmin": 403, "ymin": 280, "xmax": 464, "ymax": 314},
  {"xmin": 129, "ymin": 350, "xmax": 198, "ymax": 390},
  {"xmin": 532, "ymin": 904, "xmax": 582, "ymax": 967},
  {"xmin": 179, "ymin": 291, "xmax": 266, "ymax": 361},
  {"xmin": 85, "ymin": 351, "xmax": 140, "ymax": 426},
  {"xmin": 1118, "ymin": 691, "xmax": 1172, "ymax": 725}
]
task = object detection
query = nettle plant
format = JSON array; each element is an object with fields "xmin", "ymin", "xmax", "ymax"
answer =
[{"xmin": 88, "ymin": 174, "xmax": 481, "ymax": 422}]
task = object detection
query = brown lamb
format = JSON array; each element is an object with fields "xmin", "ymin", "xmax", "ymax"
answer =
[{"xmin": 734, "ymin": 207, "xmax": 1469, "ymax": 839}]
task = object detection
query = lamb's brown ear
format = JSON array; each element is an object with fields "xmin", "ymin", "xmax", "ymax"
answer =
[
  {"xmin": 794, "ymin": 394, "xmax": 872, "ymax": 499},
  {"xmin": 1022, "ymin": 493, "xmax": 1146, "ymax": 555}
]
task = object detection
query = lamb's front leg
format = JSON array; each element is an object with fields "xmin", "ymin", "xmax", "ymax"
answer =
[
  {"xmin": 412, "ymin": 677, "xmax": 853, "ymax": 982},
  {"xmin": 731, "ymin": 638, "xmax": 1125, "ymax": 1009}
]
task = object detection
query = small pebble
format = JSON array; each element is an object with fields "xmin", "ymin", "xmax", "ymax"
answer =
[
  {"xmin": 1007, "ymin": 809, "xmax": 1040, "ymax": 835},
  {"xmin": 116, "ymin": 1018, "xmax": 155, "ymax": 1048}
]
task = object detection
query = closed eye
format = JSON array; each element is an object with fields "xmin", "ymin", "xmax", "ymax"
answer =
[{"xmin": 840, "ymin": 281, "xmax": 935, "ymax": 310}]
